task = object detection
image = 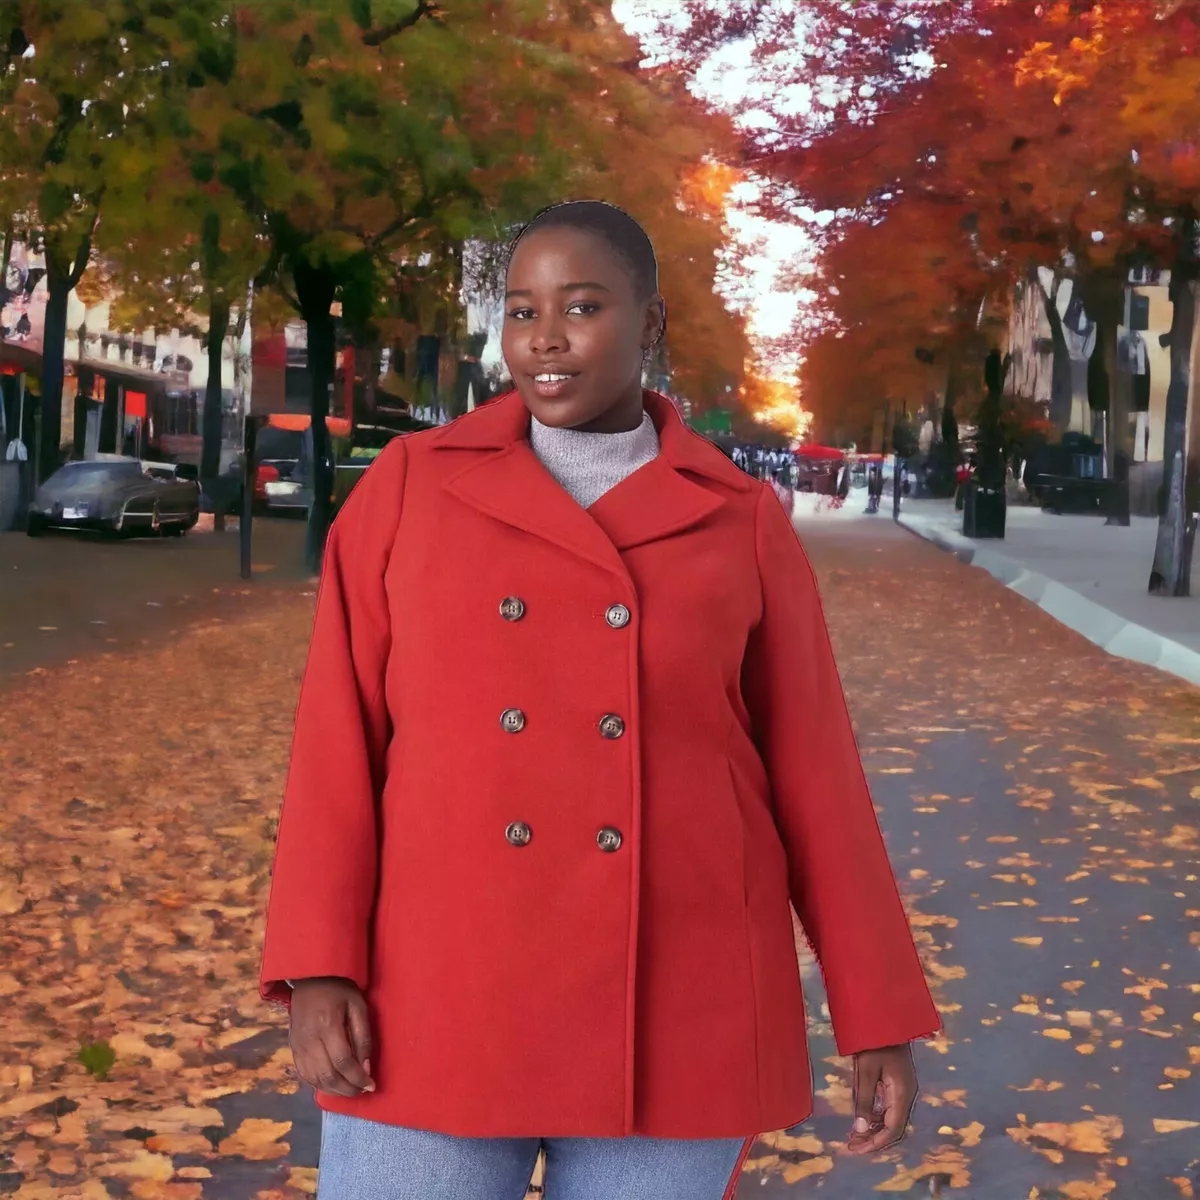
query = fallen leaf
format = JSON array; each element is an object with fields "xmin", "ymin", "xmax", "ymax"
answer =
[
  {"xmin": 1007, "ymin": 1115, "xmax": 1122, "ymax": 1155},
  {"xmin": 286, "ymin": 1167, "xmax": 319, "ymax": 1194},
  {"xmin": 874, "ymin": 1146, "xmax": 971, "ymax": 1190},
  {"xmin": 218, "ymin": 1117, "xmax": 292, "ymax": 1161},
  {"xmin": 0, "ymin": 883, "xmax": 26, "ymax": 916},
  {"xmin": 145, "ymin": 1133, "xmax": 214, "ymax": 1155},
  {"xmin": 97, "ymin": 1149, "xmax": 175, "ymax": 1181}
]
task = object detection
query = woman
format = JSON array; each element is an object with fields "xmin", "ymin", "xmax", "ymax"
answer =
[{"xmin": 261, "ymin": 201, "xmax": 939, "ymax": 1199}]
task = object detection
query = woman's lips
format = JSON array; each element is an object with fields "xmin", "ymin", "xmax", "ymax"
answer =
[{"xmin": 530, "ymin": 372, "xmax": 580, "ymax": 399}]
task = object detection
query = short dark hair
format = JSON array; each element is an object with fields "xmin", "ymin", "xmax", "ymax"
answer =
[{"xmin": 510, "ymin": 200, "xmax": 660, "ymax": 299}]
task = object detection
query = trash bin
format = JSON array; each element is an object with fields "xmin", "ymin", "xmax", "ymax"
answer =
[{"xmin": 963, "ymin": 481, "xmax": 1006, "ymax": 539}]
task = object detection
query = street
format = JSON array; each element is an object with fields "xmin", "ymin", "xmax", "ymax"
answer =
[
  {"xmin": 0, "ymin": 518, "xmax": 312, "ymax": 682},
  {"xmin": 1, "ymin": 512, "xmax": 1197, "ymax": 1197}
]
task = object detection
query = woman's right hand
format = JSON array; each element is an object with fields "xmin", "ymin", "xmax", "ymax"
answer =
[{"xmin": 289, "ymin": 977, "xmax": 376, "ymax": 1098}]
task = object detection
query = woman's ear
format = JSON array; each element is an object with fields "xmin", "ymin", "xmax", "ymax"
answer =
[{"xmin": 642, "ymin": 295, "xmax": 667, "ymax": 350}]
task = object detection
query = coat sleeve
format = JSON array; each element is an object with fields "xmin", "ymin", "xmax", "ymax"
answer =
[
  {"xmin": 259, "ymin": 437, "xmax": 408, "ymax": 1005},
  {"xmin": 742, "ymin": 485, "xmax": 940, "ymax": 1056}
]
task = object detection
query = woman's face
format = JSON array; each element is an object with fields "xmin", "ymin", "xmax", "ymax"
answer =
[{"xmin": 502, "ymin": 226, "xmax": 664, "ymax": 433}]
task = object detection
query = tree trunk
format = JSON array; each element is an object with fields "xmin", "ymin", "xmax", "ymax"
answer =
[
  {"xmin": 0, "ymin": 220, "xmax": 13, "ymax": 311},
  {"xmin": 39, "ymin": 267, "xmax": 71, "ymax": 485},
  {"xmin": 39, "ymin": 226, "xmax": 94, "ymax": 485},
  {"xmin": 1040, "ymin": 272, "xmax": 1074, "ymax": 429},
  {"xmin": 1081, "ymin": 268, "xmax": 1129, "ymax": 524},
  {"xmin": 415, "ymin": 334, "xmax": 441, "ymax": 418},
  {"xmin": 1150, "ymin": 216, "xmax": 1198, "ymax": 596},
  {"xmin": 233, "ymin": 283, "xmax": 253, "ymax": 421},
  {"xmin": 202, "ymin": 294, "xmax": 230, "ymax": 481},
  {"xmin": 294, "ymin": 257, "xmax": 338, "ymax": 575}
]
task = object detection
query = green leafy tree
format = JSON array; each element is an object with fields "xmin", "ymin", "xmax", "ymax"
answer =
[
  {"xmin": 0, "ymin": 1, "xmax": 233, "ymax": 484},
  {"xmin": 193, "ymin": 0, "xmax": 744, "ymax": 569}
]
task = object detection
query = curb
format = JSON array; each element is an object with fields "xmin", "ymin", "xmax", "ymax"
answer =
[{"xmin": 896, "ymin": 512, "xmax": 1200, "ymax": 691}]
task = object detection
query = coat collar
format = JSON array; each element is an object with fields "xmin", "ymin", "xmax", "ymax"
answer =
[
  {"xmin": 430, "ymin": 390, "xmax": 748, "ymax": 578},
  {"xmin": 430, "ymin": 389, "xmax": 750, "ymax": 491}
]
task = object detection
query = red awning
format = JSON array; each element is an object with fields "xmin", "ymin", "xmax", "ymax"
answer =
[
  {"xmin": 265, "ymin": 412, "xmax": 352, "ymax": 438},
  {"xmin": 795, "ymin": 444, "xmax": 845, "ymax": 460}
]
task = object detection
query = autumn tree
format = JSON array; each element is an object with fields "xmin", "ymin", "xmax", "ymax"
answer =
[
  {"xmin": 168, "ymin": 1, "xmax": 742, "ymax": 570},
  {"xmin": 670, "ymin": 0, "xmax": 1200, "ymax": 566},
  {"xmin": 1085, "ymin": 10, "xmax": 1200, "ymax": 589},
  {"xmin": 0, "ymin": 2, "xmax": 235, "ymax": 485},
  {"xmin": 96, "ymin": 102, "xmax": 267, "ymax": 497},
  {"xmin": 2, "ymin": 0, "xmax": 745, "ymax": 570}
]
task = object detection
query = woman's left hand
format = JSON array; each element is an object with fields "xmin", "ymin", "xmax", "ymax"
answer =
[{"xmin": 844, "ymin": 1043, "xmax": 919, "ymax": 1156}]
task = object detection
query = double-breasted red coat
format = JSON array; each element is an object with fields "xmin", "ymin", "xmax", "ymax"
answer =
[{"xmin": 260, "ymin": 389, "xmax": 938, "ymax": 1139}]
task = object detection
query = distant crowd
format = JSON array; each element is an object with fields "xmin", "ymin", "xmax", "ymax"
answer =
[{"xmin": 728, "ymin": 444, "xmax": 800, "ymax": 487}]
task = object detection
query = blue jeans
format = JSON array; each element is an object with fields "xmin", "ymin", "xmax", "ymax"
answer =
[{"xmin": 317, "ymin": 1112, "xmax": 749, "ymax": 1200}]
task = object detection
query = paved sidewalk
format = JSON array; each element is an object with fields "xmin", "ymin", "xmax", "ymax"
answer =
[
  {"xmin": 0, "ymin": 517, "xmax": 310, "ymax": 682},
  {"xmin": 896, "ymin": 498, "xmax": 1200, "ymax": 689}
]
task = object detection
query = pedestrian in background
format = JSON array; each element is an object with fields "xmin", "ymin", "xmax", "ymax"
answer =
[
  {"xmin": 261, "ymin": 200, "xmax": 939, "ymax": 1200},
  {"xmin": 954, "ymin": 458, "xmax": 972, "ymax": 512}
]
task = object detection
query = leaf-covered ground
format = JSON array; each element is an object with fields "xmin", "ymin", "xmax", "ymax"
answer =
[
  {"xmin": 1, "ymin": 515, "xmax": 1197, "ymax": 1197},
  {"xmin": 757, "ymin": 517, "xmax": 1200, "ymax": 1199}
]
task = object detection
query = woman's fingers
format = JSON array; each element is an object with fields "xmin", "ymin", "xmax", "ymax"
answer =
[
  {"xmin": 845, "ymin": 1053, "xmax": 884, "ymax": 1155},
  {"xmin": 296, "ymin": 1037, "xmax": 366, "ymax": 1099},
  {"xmin": 859, "ymin": 1080, "xmax": 915, "ymax": 1153},
  {"xmin": 345, "ymin": 991, "xmax": 376, "ymax": 1090},
  {"xmin": 289, "ymin": 978, "xmax": 376, "ymax": 1097},
  {"xmin": 854, "ymin": 1061, "xmax": 883, "ymax": 1131},
  {"xmin": 844, "ymin": 1044, "xmax": 918, "ymax": 1156}
]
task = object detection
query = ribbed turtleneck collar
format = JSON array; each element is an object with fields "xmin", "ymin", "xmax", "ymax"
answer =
[{"xmin": 529, "ymin": 410, "xmax": 660, "ymax": 510}]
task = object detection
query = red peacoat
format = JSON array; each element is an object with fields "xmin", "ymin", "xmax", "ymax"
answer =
[{"xmin": 260, "ymin": 389, "xmax": 939, "ymax": 1139}]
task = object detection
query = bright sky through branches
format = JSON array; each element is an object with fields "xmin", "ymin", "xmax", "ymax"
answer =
[{"xmin": 613, "ymin": 0, "xmax": 817, "ymax": 377}]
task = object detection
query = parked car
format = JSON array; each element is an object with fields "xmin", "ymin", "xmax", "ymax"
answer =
[
  {"xmin": 27, "ymin": 455, "xmax": 202, "ymax": 538},
  {"xmin": 247, "ymin": 427, "xmax": 312, "ymax": 515}
]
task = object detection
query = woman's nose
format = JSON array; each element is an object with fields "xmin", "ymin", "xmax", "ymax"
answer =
[{"xmin": 529, "ymin": 317, "xmax": 567, "ymax": 354}]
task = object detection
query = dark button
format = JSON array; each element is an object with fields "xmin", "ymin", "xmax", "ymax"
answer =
[
  {"xmin": 598, "ymin": 714, "xmax": 625, "ymax": 740},
  {"xmin": 500, "ymin": 708, "xmax": 526, "ymax": 734},
  {"xmin": 605, "ymin": 604, "xmax": 631, "ymax": 629},
  {"xmin": 597, "ymin": 826, "xmax": 623, "ymax": 853},
  {"xmin": 506, "ymin": 821, "xmax": 532, "ymax": 847},
  {"xmin": 500, "ymin": 596, "xmax": 526, "ymax": 622}
]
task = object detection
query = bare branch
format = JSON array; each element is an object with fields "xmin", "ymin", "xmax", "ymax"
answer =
[
  {"xmin": 361, "ymin": 0, "xmax": 442, "ymax": 48},
  {"xmin": 66, "ymin": 202, "xmax": 103, "ymax": 288}
]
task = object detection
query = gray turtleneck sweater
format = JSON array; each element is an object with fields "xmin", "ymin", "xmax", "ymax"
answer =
[{"xmin": 530, "ymin": 411, "xmax": 660, "ymax": 509}]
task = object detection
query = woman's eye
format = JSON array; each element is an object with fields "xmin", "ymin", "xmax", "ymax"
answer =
[
  {"xmin": 567, "ymin": 302, "xmax": 600, "ymax": 315},
  {"xmin": 506, "ymin": 308, "xmax": 534, "ymax": 321}
]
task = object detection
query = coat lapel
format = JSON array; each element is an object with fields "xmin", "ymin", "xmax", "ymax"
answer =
[
  {"xmin": 432, "ymin": 389, "xmax": 750, "ymax": 573},
  {"xmin": 585, "ymin": 456, "xmax": 725, "ymax": 552},
  {"xmin": 442, "ymin": 439, "xmax": 630, "ymax": 579}
]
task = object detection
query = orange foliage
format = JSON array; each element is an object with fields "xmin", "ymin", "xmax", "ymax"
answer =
[
  {"xmin": 740, "ymin": 373, "xmax": 808, "ymax": 441},
  {"xmin": 693, "ymin": 0, "xmax": 1200, "ymax": 431}
]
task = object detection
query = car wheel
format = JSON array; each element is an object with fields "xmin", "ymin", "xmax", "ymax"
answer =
[{"xmin": 26, "ymin": 516, "xmax": 45, "ymax": 538}]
